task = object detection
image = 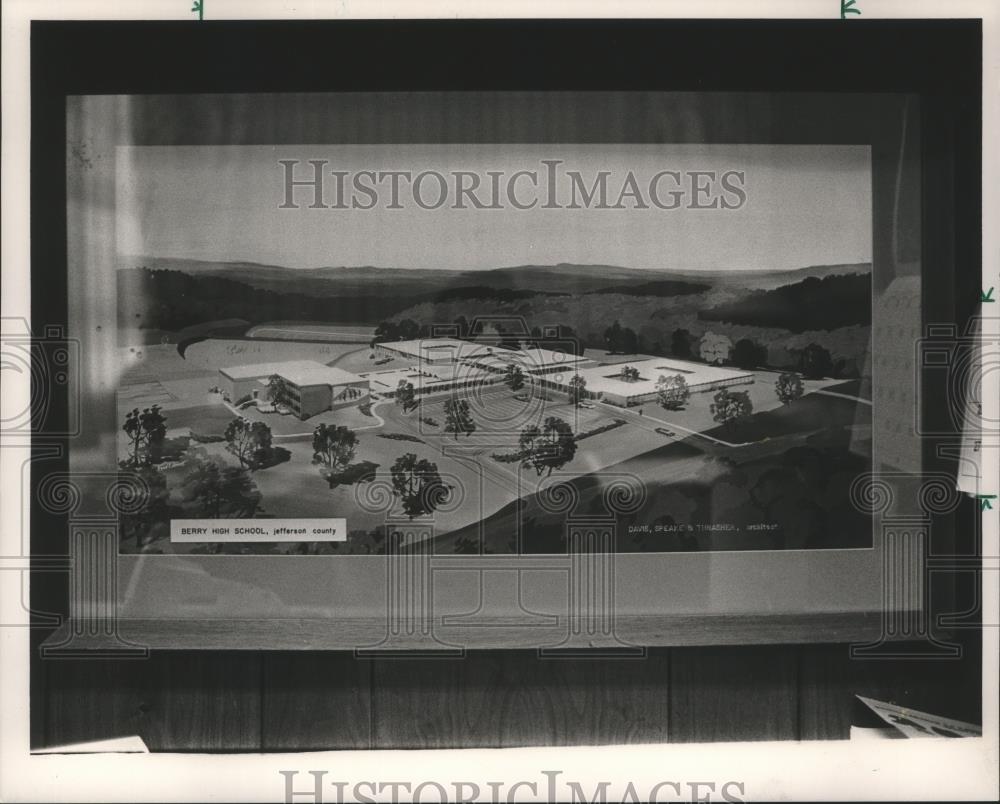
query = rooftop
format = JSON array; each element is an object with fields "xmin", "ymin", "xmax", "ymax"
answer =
[
  {"xmin": 360, "ymin": 364, "xmax": 494, "ymax": 392},
  {"xmin": 568, "ymin": 357, "xmax": 754, "ymax": 396},
  {"xmin": 379, "ymin": 338, "xmax": 590, "ymax": 371},
  {"xmin": 377, "ymin": 338, "xmax": 466, "ymax": 359},
  {"xmin": 220, "ymin": 360, "xmax": 364, "ymax": 387}
]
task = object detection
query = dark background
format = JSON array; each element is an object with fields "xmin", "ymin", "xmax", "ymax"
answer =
[{"xmin": 31, "ymin": 19, "xmax": 983, "ymax": 749}]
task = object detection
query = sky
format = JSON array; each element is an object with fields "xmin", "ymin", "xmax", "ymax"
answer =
[{"xmin": 117, "ymin": 144, "xmax": 872, "ymax": 272}]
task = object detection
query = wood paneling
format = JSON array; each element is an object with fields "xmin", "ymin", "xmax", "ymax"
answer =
[
  {"xmin": 371, "ymin": 649, "xmax": 671, "ymax": 748},
  {"xmin": 668, "ymin": 646, "xmax": 799, "ymax": 742},
  {"xmin": 798, "ymin": 639, "xmax": 983, "ymax": 740},
  {"xmin": 38, "ymin": 640, "xmax": 981, "ymax": 750},
  {"xmin": 44, "ymin": 652, "xmax": 262, "ymax": 750},
  {"xmin": 262, "ymin": 653, "xmax": 372, "ymax": 750}
]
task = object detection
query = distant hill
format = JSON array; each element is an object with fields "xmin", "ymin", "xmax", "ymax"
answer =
[
  {"xmin": 117, "ymin": 257, "xmax": 872, "ymax": 346},
  {"xmin": 586, "ymin": 279, "xmax": 711, "ymax": 297},
  {"xmin": 120, "ymin": 256, "xmax": 870, "ymax": 297},
  {"xmin": 698, "ymin": 273, "xmax": 872, "ymax": 332}
]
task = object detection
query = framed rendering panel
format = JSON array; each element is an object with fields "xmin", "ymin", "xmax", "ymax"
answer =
[{"xmin": 29, "ymin": 24, "xmax": 981, "ymax": 653}]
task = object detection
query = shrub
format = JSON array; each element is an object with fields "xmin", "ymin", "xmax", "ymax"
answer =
[
  {"xmin": 378, "ymin": 432, "xmax": 426, "ymax": 444},
  {"xmin": 577, "ymin": 419, "xmax": 627, "ymax": 440},
  {"xmin": 190, "ymin": 431, "xmax": 226, "ymax": 443}
]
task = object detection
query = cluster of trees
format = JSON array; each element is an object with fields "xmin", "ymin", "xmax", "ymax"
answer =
[
  {"xmin": 180, "ymin": 450, "xmax": 262, "ymax": 520},
  {"xmin": 694, "ymin": 331, "xmax": 835, "ymax": 378},
  {"xmin": 312, "ymin": 423, "xmax": 359, "ymax": 484},
  {"xmin": 119, "ymin": 405, "xmax": 277, "ymax": 548},
  {"xmin": 591, "ymin": 324, "xmax": 848, "ymax": 379},
  {"xmin": 710, "ymin": 388, "xmax": 754, "ymax": 431},
  {"xmin": 311, "ymin": 422, "xmax": 453, "ymax": 520},
  {"xmin": 604, "ymin": 321, "xmax": 639, "ymax": 355},
  {"xmin": 699, "ymin": 273, "xmax": 871, "ymax": 333},
  {"xmin": 389, "ymin": 453, "xmax": 449, "ymax": 518},
  {"xmin": 619, "ymin": 365, "xmax": 641, "ymax": 382},
  {"xmin": 798, "ymin": 343, "xmax": 834, "ymax": 379},
  {"xmin": 119, "ymin": 267, "xmax": 400, "ymax": 332},
  {"xmin": 671, "ymin": 329, "xmax": 695, "ymax": 358},
  {"xmin": 731, "ymin": 338, "xmax": 768, "ymax": 370},
  {"xmin": 119, "ymin": 406, "xmax": 171, "ymax": 548},
  {"xmin": 372, "ymin": 318, "xmax": 424, "ymax": 345},
  {"xmin": 224, "ymin": 417, "xmax": 276, "ymax": 470},
  {"xmin": 586, "ymin": 279, "xmax": 710, "ymax": 297},
  {"xmin": 518, "ymin": 416, "xmax": 578, "ymax": 476},
  {"xmin": 122, "ymin": 405, "xmax": 168, "ymax": 468}
]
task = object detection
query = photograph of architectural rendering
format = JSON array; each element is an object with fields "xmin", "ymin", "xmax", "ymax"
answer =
[{"xmin": 115, "ymin": 143, "xmax": 874, "ymax": 556}]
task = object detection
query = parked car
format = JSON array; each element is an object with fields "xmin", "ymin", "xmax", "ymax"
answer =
[{"xmin": 655, "ymin": 427, "xmax": 676, "ymax": 437}]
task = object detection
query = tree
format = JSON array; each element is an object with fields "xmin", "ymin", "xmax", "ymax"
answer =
[
  {"xmin": 389, "ymin": 453, "xmax": 448, "ymax": 518},
  {"xmin": 371, "ymin": 320, "xmax": 400, "ymax": 345},
  {"xmin": 775, "ymin": 372, "xmax": 805, "ymax": 404},
  {"xmin": 545, "ymin": 323, "xmax": 584, "ymax": 355},
  {"xmin": 656, "ymin": 374, "xmax": 690, "ymax": 410},
  {"xmin": 620, "ymin": 365, "xmax": 640, "ymax": 382},
  {"xmin": 604, "ymin": 321, "xmax": 624, "ymax": 353},
  {"xmin": 180, "ymin": 450, "xmax": 261, "ymax": 519},
  {"xmin": 567, "ymin": 374, "xmax": 587, "ymax": 406},
  {"xmin": 395, "ymin": 379, "xmax": 417, "ymax": 413},
  {"xmin": 505, "ymin": 364, "xmax": 526, "ymax": 392},
  {"xmin": 267, "ymin": 374, "xmax": 291, "ymax": 408},
  {"xmin": 520, "ymin": 416, "xmax": 577, "ymax": 476},
  {"xmin": 118, "ymin": 465, "xmax": 169, "ymax": 548},
  {"xmin": 559, "ymin": 324, "xmax": 586, "ymax": 356},
  {"xmin": 671, "ymin": 328, "xmax": 693, "ymax": 359},
  {"xmin": 312, "ymin": 423, "xmax": 358, "ymax": 481},
  {"xmin": 732, "ymin": 338, "xmax": 766, "ymax": 369},
  {"xmin": 699, "ymin": 331, "xmax": 733, "ymax": 365},
  {"xmin": 518, "ymin": 424, "xmax": 541, "ymax": 459},
  {"xmin": 397, "ymin": 318, "xmax": 421, "ymax": 341},
  {"xmin": 799, "ymin": 343, "xmax": 833, "ymax": 379},
  {"xmin": 620, "ymin": 327, "xmax": 639, "ymax": 355},
  {"xmin": 710, "ymin": 388, "xmax": 754, "ymax": 431},
  {"xmin": 225, "ymin": 417, "xmax": 274, "ymax": 470},
  {"xmin": 454, "ymin": 315, "xmax": 470, "ymax": 340},
  {"xmin": 444, "ymin": 398, "xmax": 476, "ymax": 439},
  {"xmin": 122, "ymin": 405, "xmax": 167, "ymax": 467}
]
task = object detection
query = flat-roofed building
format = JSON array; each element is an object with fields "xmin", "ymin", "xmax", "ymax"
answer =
[
  {"xmin": 458, "ymin": 344, "xmax": 593, "ymax": 378},
  {"xmin": 218, "ymin": 360, "xmax": 369, "ymax": 419},
  {"xmin": 361, "ymin": 363, "xmax": 502, "ymax": 399},
  {"xmin": 535, "ymin": 357, "xmax": 754, "ymax": 407},
  {"xmin": 374, "ymin": 337, "xmax": 593, "ymax": 377},
  {"xmin": 373, "ymin": 338, "xmax": 467, "ymax": 366}
]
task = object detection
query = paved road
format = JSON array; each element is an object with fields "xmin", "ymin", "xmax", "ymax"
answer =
[
  {"xmin": 813, "ymin": 389, "xmax": 873, "ymax": 406},
  {"xmin": 592, "ymin": 400, "xmax": 749, "ymax": 448}
]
